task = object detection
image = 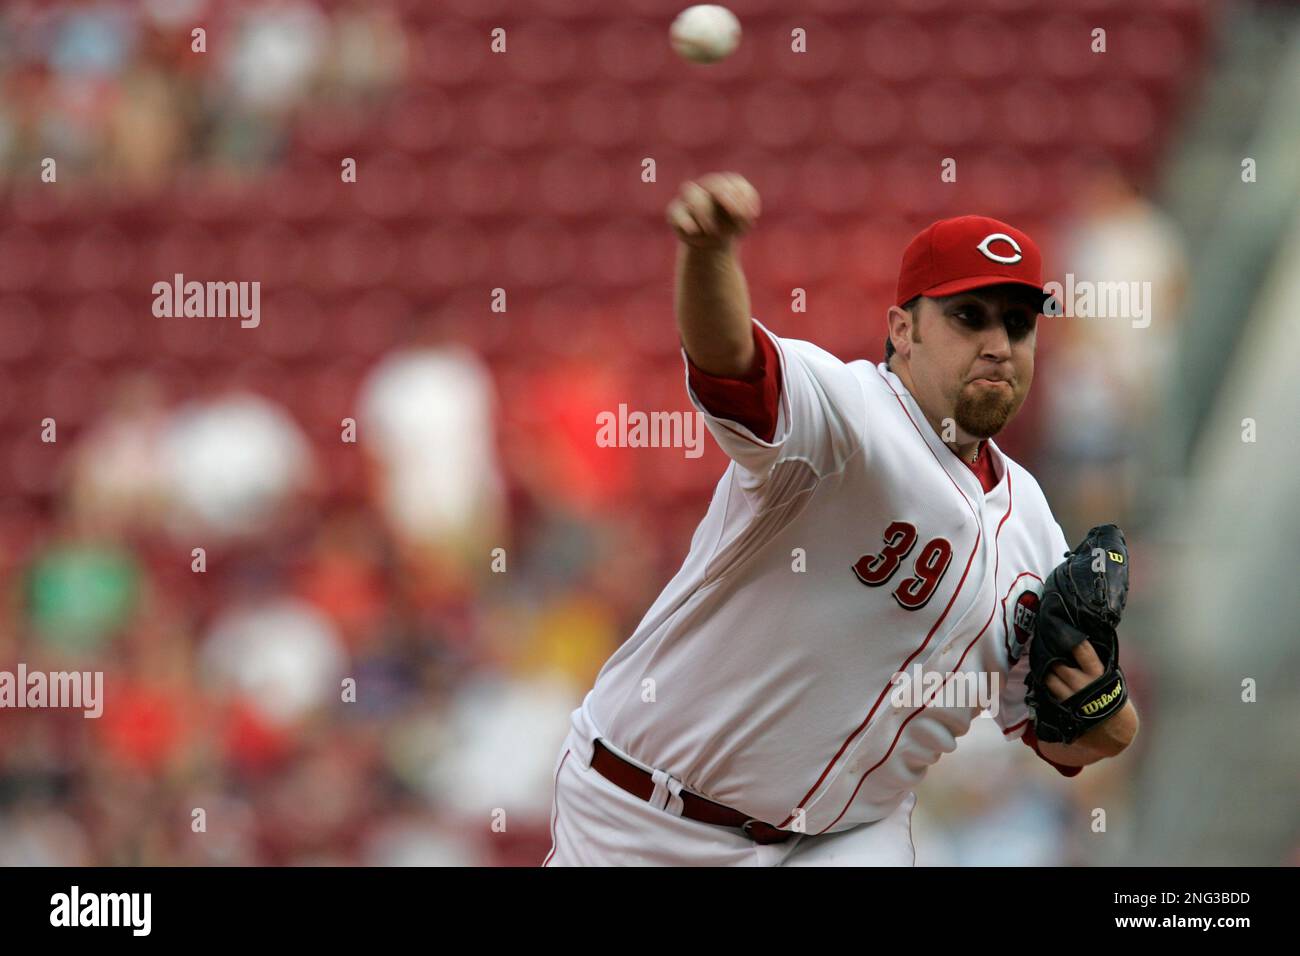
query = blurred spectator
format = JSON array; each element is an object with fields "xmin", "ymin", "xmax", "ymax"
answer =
[
  {"xmin": 358, "ymin": 346, "xmax": 505, "ymax": 568},
  {"xmin": 25, "ymin": 534, "xmax": 139, "ymax": 657},
  {"xmin": 255, "ymin": 732, "xmax": 374, "ymax": 864},
  {"xmin": 294, "ymin": 510, "xmax": 391, "ymax": 651},
  {"xmin": 199, "ymin": 595, "xmax": 347, "ymax": 725},
  {"xmin": 360, "ymin": 811, "xmax": 480, "ymax": 867},
  {"xmin": 0, "ymin": 806, "xmax": 93, "ymax": 866},
  {"xmin": 105, "ymin": 64, "xmax": 188, "ymax": 184},
  {"xmin": 158, "ymin": 391, "xmax": 316, "ymax": 542},
  {"xmin": 67, "ymin": 375, "xmax": 171, "ymax": 535},
  {"xmin": 426, "ymin": 672, "xmax": 578, "ymax": 829},
  {"xmin": 48, "ymin": 3, "xmax": 136, "ymax": 78},
  {"xmin": 502, "ymin": 357, "xmax": 637, "ymax": 517},
  {"xmin": 221, "ymin": 2, "xmax": 329, "ymax": 114},
  {"xmin": 326, "ymin": 3, "xmax": 407, "ymax": 100},
  {"xmin": 1042, "ymin": 160, "xmax": 1189, "ymax": 531}
]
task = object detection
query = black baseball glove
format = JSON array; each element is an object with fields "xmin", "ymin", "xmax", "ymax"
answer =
[{"xmin": 1024, "ymin": 524, "xmax": 1130, "ymax": 744}]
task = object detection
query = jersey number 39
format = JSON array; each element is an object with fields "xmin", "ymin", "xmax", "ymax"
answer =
[{"xmin": 851, "ymin": 520, "xmax": 953, "ymax": 611}]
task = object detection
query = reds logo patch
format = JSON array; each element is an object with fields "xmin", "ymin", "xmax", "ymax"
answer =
[
  {"xmin": 1001, "ymin": 572, "xmax": 1043, "ymax": 662},
  {"xmin": 976, "ymin": 232, "xmax": 1023, "ymax": 264}
]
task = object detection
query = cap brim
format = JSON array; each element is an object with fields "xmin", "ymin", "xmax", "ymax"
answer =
[{"xmin": 920, "ymin": 275, "xmax": 1052, "ymax": 310}]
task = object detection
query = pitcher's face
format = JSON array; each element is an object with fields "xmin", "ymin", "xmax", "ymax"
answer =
[{"xmin": 904, "ymin": 284, "xmax": 1039, "ymax": 440}]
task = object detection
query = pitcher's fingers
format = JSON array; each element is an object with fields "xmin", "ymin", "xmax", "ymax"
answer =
[
  {"xmin": 1050, "ymin": 662, "xmax": 1089, "ymax": 693},
  {"xmin": 1044, "ymin": 671, "xmax": 1073, "ymax": 702},
  {"xmin": 726, "ymin": 173, "xmax": 761, "ymax": 220},
  {"xmin": 681, "ymin": 181, "xmax": 718, "ymax": 234},
  {"xmin": 710, "ymin": 180, "xmax": 749, "ymax": 227},
  {"xmin": 666, "ymin": 198, "xmax": 701, "ymax": 237},
  {"xmin": 1071, "ymin": 639, "xmax": 1103, "ymax": 675}
]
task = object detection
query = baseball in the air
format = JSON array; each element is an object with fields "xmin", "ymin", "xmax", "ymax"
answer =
[{"xmin": 670, "ymin": 5, "xmax": 742, "ymax": 65}]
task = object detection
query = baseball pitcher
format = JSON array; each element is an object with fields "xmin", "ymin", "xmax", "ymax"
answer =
[{"xmin": 543, "ymin": 173, "xmax": 1139, "ymax": 866}]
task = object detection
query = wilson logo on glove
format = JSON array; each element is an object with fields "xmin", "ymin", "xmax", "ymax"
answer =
[{"xmin": 1080, "ymin": 679, "xmax": 1124, "ymax": 717}]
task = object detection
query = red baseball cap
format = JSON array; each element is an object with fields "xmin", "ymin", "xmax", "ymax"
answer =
[{"xmin": 895, "ymin": 215, "xmax": 1047, "ymax": 307}]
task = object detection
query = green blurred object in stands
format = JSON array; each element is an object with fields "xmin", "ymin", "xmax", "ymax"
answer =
[{"xmin": 27, "ymin": 545, "xmax": 139, "ymax": 654}]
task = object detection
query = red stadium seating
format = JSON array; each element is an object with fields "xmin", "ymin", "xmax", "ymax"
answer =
[{"xmin": 0, "ymin": 1, "xmax": 1212, "ymax": 529}]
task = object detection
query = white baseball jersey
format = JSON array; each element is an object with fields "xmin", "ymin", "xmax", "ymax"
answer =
[{"xmin": 563, "ymin": 318, "xmax": 1071, "ymax": 840}]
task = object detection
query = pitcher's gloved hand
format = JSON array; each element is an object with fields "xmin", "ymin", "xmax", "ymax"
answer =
[{"xmin": 1024, "ymin": 524, "xmax": 1130, "ymax": 744}]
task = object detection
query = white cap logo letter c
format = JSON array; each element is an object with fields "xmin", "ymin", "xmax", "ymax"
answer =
[{"xmin": 976, "ymin": 233, "xmax": 1023, "ymax": 265}]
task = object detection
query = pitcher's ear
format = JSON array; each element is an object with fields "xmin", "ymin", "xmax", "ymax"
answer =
[{"xmin": 886, "ymin": 305, "xmax": 911, "ymax": 361}]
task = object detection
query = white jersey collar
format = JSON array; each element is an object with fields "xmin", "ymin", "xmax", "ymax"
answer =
[{"xmin": 874, "ymin": 362, "xmax": 1006, "ymax": 498}]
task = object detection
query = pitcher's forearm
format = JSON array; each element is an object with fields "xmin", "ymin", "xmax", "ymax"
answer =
[
  {"xmin": 664, "ymin": 172, "xmax": 762, "ymax": 377},
  {"xmin": 1037, "ymin": 700, "xmax": 1140, "ymax": 767},
  {"xmin": 674, "ymin": 241, "xmax": 754, "ymax": 377}
]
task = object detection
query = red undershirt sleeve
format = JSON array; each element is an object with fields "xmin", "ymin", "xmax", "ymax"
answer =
[
  {"xmin": 684, "ymin": 321, "xmax": 782, "ymax": 444},
  {"xmin": 1021, "ymin": 723, "xmax": 1084, "ymax": 778}
]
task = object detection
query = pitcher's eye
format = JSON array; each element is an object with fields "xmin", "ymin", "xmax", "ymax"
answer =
[{"xmin": 1006, "ymin": 313, "xmax": 1035, "ymax": 337}]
